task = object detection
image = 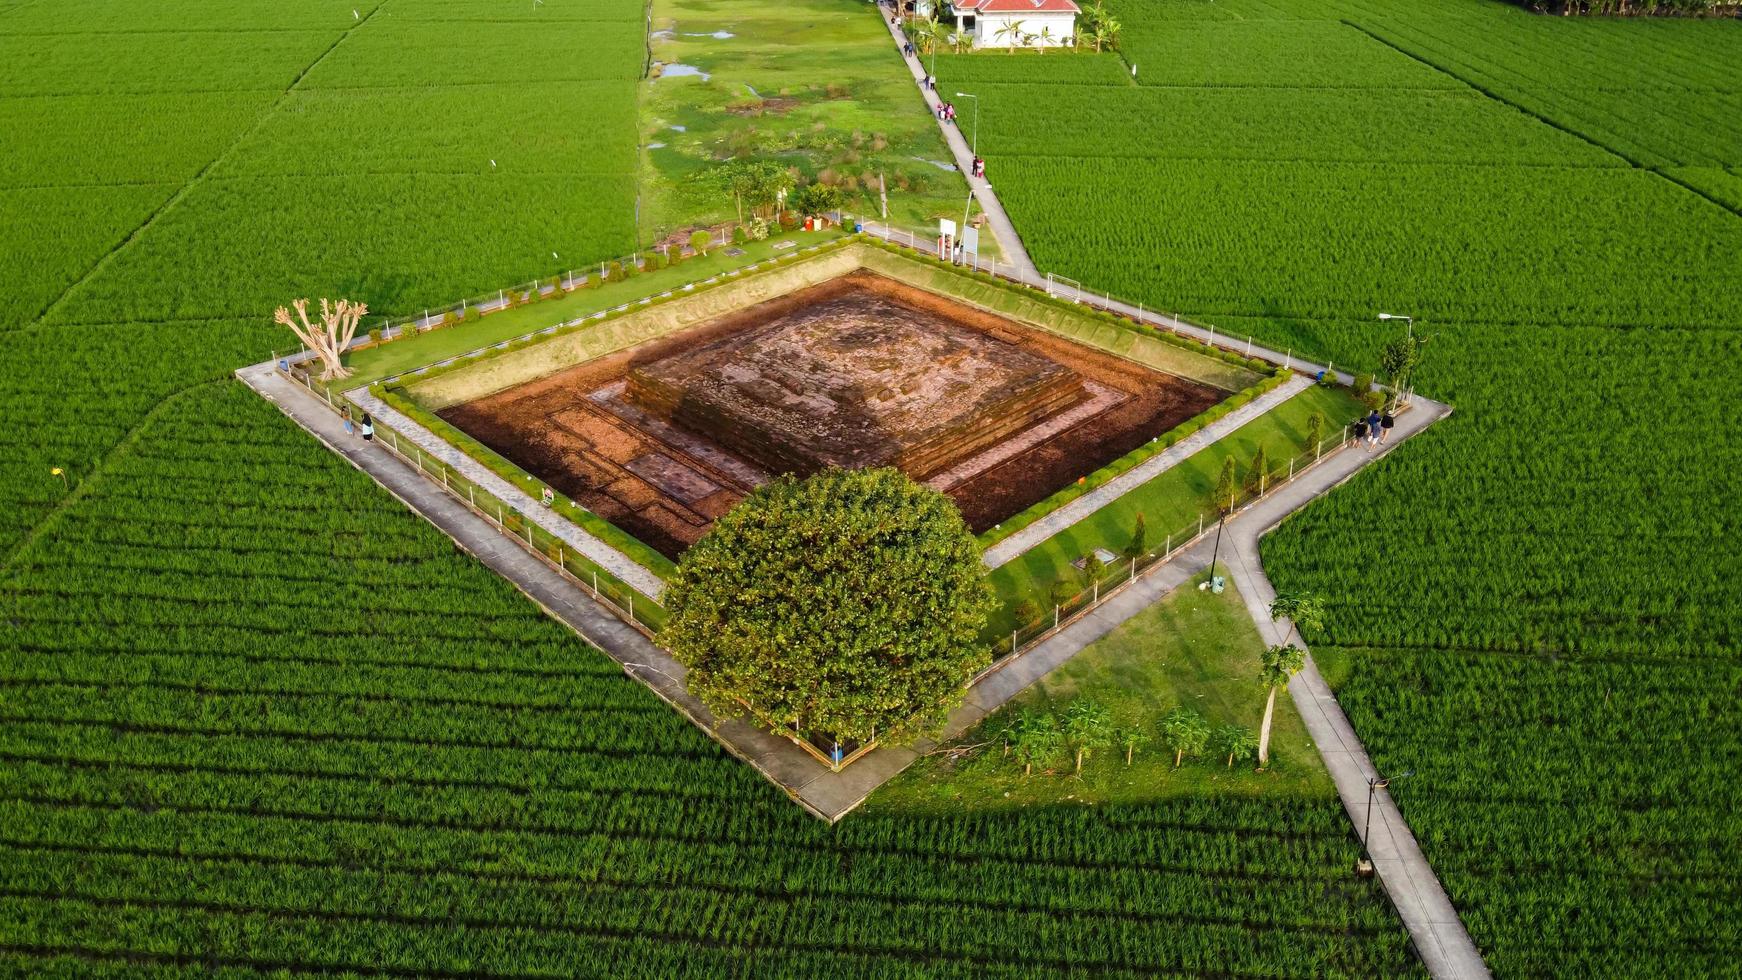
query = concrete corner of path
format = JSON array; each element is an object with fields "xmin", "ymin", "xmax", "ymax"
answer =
[{"xmin": 1218, "ymin": 396, "xmax": 1490, "ymax": 980}]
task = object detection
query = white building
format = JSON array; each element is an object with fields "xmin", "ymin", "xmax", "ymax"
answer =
[{"xmin": 947, "ymin": 0, "xmax": 1080, "ymax": 49}]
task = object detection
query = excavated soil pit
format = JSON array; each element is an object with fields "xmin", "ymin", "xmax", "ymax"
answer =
[{"xmin": 439, "ymin": 271, "xmax": 1225, "ymax": 559}]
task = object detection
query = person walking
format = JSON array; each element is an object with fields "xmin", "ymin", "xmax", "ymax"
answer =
[
  {"xmin": 342, "ymin": 405, "xmax": 355, "ymax": 437},
  {"xmin": 360, "ymin": 412, "xmax": 374, "ymax": 443},
  {"xmin": 1380, "ymin": 408, "xmax": 1396, "ymax": 443},
  {"xmin": 1352, "ymin": 416, "xmax": 1369, "ymax": 453},
  {"xmin": 1365, "ymin": 408, "xmax": 1382, "ymax": 449}
]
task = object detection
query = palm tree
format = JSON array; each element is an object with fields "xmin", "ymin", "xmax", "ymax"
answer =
[
  {"xmin": 951, "ymin": 29, "xmax": 973, "ymax": 54},
  {"xmin": 1118, "ymin": 725, "xmax": 1151, "ymax": 766},
  {"xmin": 1008, "ymin": 708, "xmax": 1061, "ymax": 776},
  {"xmin": 1036, "ymin": 24, "xmax": 1055, "ymax": 53},
  {"xmin": 912, "ymin": 18, "xmax": 940, "ymax": 56},
  {"xmin": 1257, "ymin": 644, "xmax": 1306, "ymax": 768},
  {"xmin": 993, "ymin": 20, "xmax": 1023, "ymax": 52},
  {"xmin": 1268, "ymin": 590, "xmax": 1326, "ymax": 648},
  {"xmin": 1214, "ymin": 724, "xmax": 1258, "ymax": 768},
  {"xmin": 1089, "ymin": 22, "xmax": 1115, "ymax": 53},
  {"xmin": 1097, "ymin": 14, "xmax": 1122, "ymax": 49},
  {"xmin": 1062, "ymin": 699, "xmax": 1112, "ymax": 774},
  {"xmin": 1160, "ymin": 707, "xmax": 1210, "ymax": 768}
]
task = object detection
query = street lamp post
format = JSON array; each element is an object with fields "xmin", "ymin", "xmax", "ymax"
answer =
[
  {"xmin": 1356, "ymin": 769, "xmax": 1414, "ymax": 876},
  {"xmin": 1377, "ymin": 313, "xmax": 1419, "ymax": 406},
  {"xmin": 955, "ymin": 91, "xmax": 980, "ymax": 159}
]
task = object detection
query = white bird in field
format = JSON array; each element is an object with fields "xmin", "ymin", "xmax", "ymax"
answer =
[
  {"xmin": 490, "ymin": 159, "xmax": 497, "ymax": 168},
  {"xmin": 353, "ymin": 9, "xmax": 360, "ymax": 19}
]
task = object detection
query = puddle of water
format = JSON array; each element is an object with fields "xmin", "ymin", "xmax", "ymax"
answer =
[
  {"xmin": 654, "ymin": 63, "xmax": 711, "ymax": 81},
  {"xmin": 647, "ymin": 142, "xmax": 667, "ymax": 150},
  {"xmin": 913, "ymin": 155, "xmax": 958, "ymax": 172},
  {"xmin": 652, "ymin": 29, "xmax": 733, "ymax": 40},
  {"xmin": 670, "ymin": 124, "xmax": 687, "ymax": 132},
  {"xmin": 744, "ymin": 83, "xmax": 761, "ymax": 98}
]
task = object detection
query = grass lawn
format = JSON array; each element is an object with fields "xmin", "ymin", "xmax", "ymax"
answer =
[
  {"xmin": 337, "ymin": 227, "xmax": 846, "ymax": 386},
  {"xmin": 985, "ymin": 382, "xmax": 1367, "ymax": 634},
  {"xmin": 867, "ymin": 572, "xmax": 1332, "ymax": 814},
  {"xmin": 641, "ymin": 0, "xmax": 982, "ymax": 241}
]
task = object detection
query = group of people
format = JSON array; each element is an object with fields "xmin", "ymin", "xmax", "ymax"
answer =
[
  {"xmin": 1351, "ymin": 407, "xmax": 1395, "ymax": 452},
  {"xmin": 341, "ymin": 405, "xmax": 375, "ymax": 442},
  {"xmin": 971, "ymin": 156, "xmax": 985, "ymax": 178}
]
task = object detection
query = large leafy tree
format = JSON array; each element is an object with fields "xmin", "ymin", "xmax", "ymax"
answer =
[{"xmin": 662, "ymin": 468, "xmax": 993, "ymax": 745}]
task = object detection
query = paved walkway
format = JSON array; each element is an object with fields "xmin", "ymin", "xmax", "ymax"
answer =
[
  {"xmin": 1211, "ymin": 402, "xmax": 1490, "ymax": 980},
  {"xmin": 344, "ymin": 384, "xmax": 666, "ymax": 600},
  {"xmin": 981, "ymin": 374, "xmax": 1312, "ymax": 569},
  {"xmin": 880, "ymin": 14, "xmax": 1041, "ymax": 279}
]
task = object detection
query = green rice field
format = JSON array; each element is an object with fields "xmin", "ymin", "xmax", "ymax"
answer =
[
  {"xmin": 0, "ymin": 0, "xmax": 1418, "ymax": 976},
  {"xmin": 938, "ymin": 0, "xmax": 1742, "ymax": 973}
]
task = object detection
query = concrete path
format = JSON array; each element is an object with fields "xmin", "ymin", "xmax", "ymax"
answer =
[
  {"xmin": 879, "ymin": 13, "xmax": 1041, "ymax": 279},
  {"xmin": 343, "ymin": 384, "xmax": 666, "ymax": 600},
  {"xmin": 981, "ymin": 374, "xmax": 1312, "ymax": 569},
  {"xmin": 1210, "ymin": 400, "xmax": 1490, "ymax": 980}
]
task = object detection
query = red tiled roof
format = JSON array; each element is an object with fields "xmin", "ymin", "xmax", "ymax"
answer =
[{"xmin": 975, "ymin": 0, "xmax": 1080, "ymax": 12}]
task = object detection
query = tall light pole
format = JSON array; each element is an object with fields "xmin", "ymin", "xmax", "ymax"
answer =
[
  {"xmin": 1377, "ymin": 312, "xmax": 1413, "ymax": 339},
  {"xmin": 955, "ymin": 91, "xmax": 980, "ymax": 158},
  {"xmin": 953, "ymin": 92, "xmax": 982, "ymax": 265},
  {"xmin": 1356, "ymin": 768, "xmax": 1414, "ymax": 876}
]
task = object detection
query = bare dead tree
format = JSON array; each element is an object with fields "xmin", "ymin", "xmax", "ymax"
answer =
[{"xmin": 274, "ymin": 297, "xmax": 368, "ymax": 381}]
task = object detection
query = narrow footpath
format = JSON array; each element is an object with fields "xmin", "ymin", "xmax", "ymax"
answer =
[
  {"xmin": 1218, "ymin": 433, "xmax": 1491, "ymax": 980},
  {"xmin": 879, "ymin": 12, "xmax": 1041, "ymax": 279}
]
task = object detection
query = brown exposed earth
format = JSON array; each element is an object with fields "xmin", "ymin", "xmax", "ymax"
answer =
[{"xmin": 439, "ymin": 271, "xmax": 1224, "ymax": 559}]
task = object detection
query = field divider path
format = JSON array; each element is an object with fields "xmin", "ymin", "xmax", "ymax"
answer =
[
  {"xmin": 343, "ymin": 385, "xmax": 665, "ymax": 600},
  {"xmin": 879, "ymin": 14, "xmax": 1041, "ymax": 279},
  {"xmin": 980, "ymin": 374, "xmax": 1313, "ymax": 570}
]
